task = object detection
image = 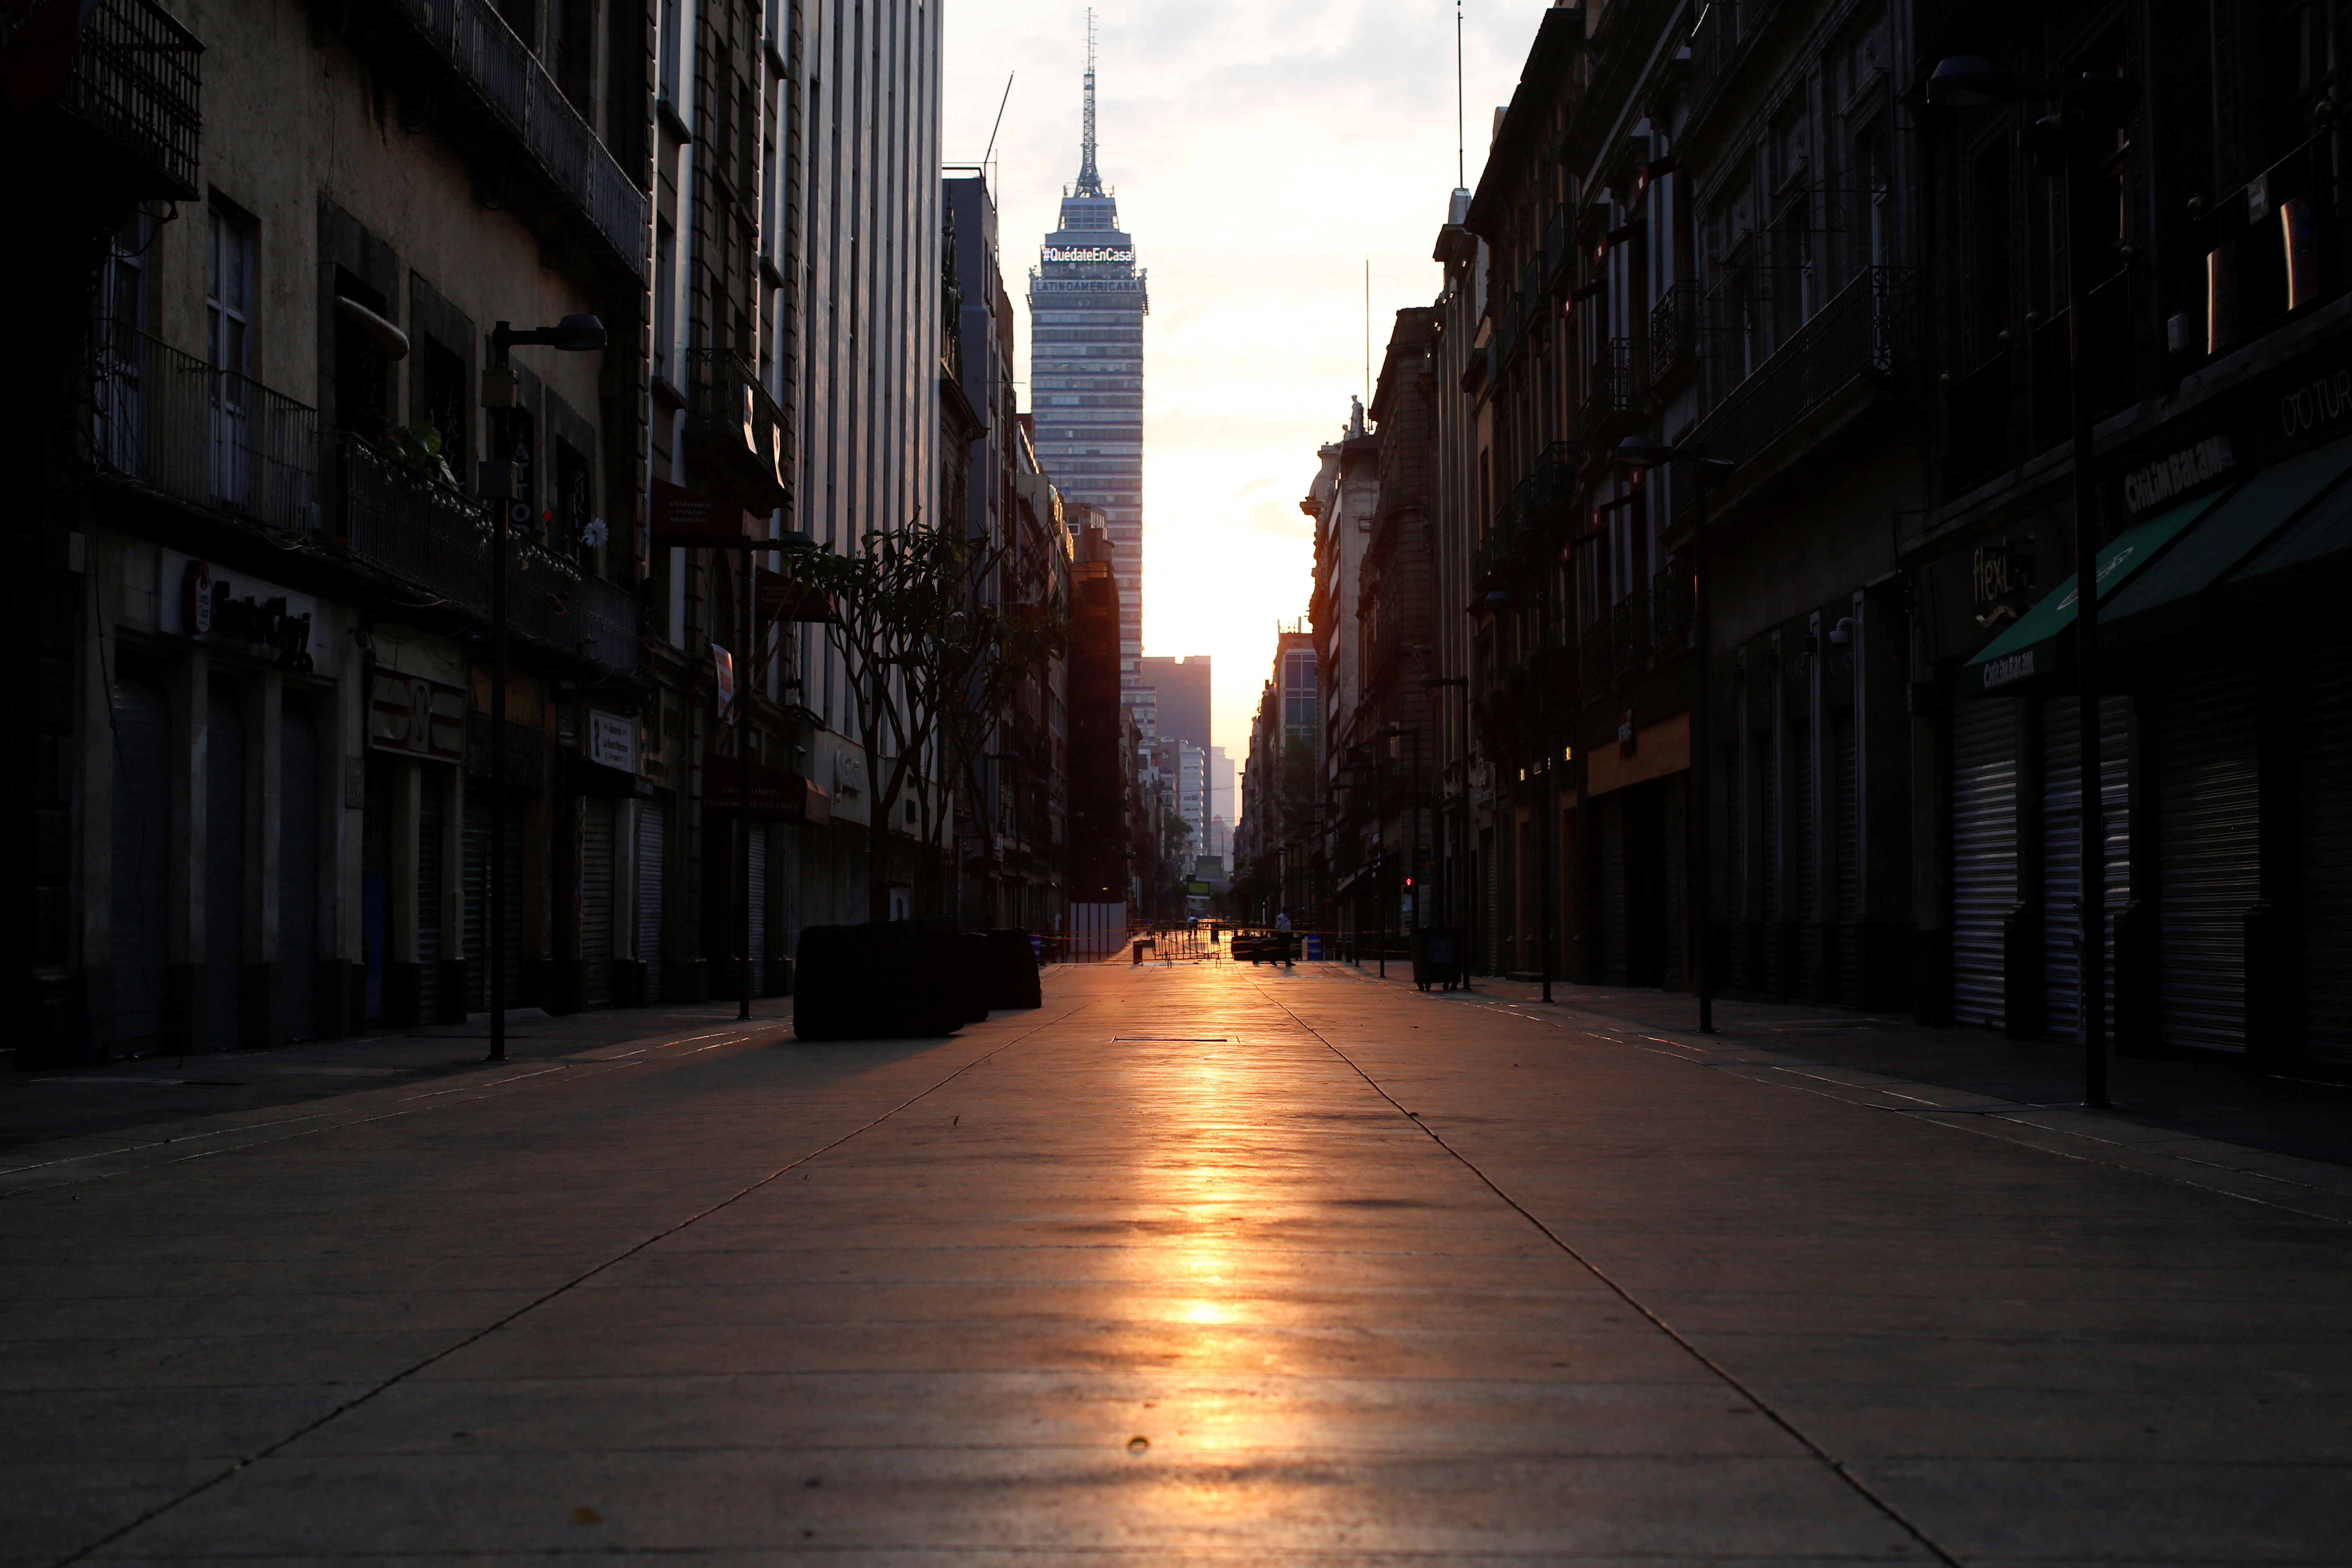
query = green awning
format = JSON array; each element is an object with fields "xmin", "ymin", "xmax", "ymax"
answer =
[
  {"xmin": 2221, "ymin": 438, "xmax": 2352, "ymax": 604},
  {"xmin": 1961, "ymin": 491, "xmax": 2226, "ymax": 696},
  {"xmin": 2101, "ymin": 436, "xmax": 2352, "ymax": 651}
]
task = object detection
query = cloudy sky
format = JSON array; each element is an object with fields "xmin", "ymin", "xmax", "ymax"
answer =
[{"xmin": 941, "ymin": 1, "xmax": 1540, "ymax": 767}]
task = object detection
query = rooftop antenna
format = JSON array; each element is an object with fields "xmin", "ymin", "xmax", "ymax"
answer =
[
  {"xmin": 982, "ymin": 72, "xmax": 1014, "ymax": 180},
  {"xmin": 1456, "ymin": 0, "xmax": 1466, "ymax": 188},
  {"xmin": 1364, "ymin": 257, "xmax": 1372, "ymax": 409},
  {"xmin": 1075, "ymin": 10, "xmax": 1103, "ymax": 196}
]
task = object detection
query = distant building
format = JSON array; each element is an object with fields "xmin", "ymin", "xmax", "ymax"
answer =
[
  {"xmin": 1027, "ymin": 22, "xmax": 1147, "ymax": 684},
  {"xmin": 1136, "ymin": 654, "xmax": 1212, "ymax": 749}
]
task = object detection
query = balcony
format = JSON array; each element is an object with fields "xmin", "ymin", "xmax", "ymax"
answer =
[
  {"xmin": 1578, "ymin": 616, "xmax": 1613, "ymax": 710},
  {"xmin": 1578, "ymin": 337, "xmax": 1645, "ymax": 444},
  {"xmin": 1651, "ymin": 556, "xmax": 1692, "ymax": 657},
  {"xmin": 1611, "ymin": 596, "xmax": 1646, "ymax": 685},
  {"xmin": 381, "ymin": 0, "xmax": 648, "ymax": 281},
  {"xmin": 1474, "ymin": 440, "xmax": 1578, "ymax": 589},
  {"xmin": 1650, "ymin": 282, "xmax": 1701, "ymax": 388},
  {"xmin": 683, "ymin": 348, "xmax": 791, "ymax": 514},
  {"xmin": 92, "ymin": 323, "xmax": 317, "ymax": 535},
  {"xmin": 57, "ymin": 0, "xmax": 201, "ymax": 199},
  {"xmin": 335, "ymin": 434, "xmax": 492, "ymax": 612},
  {"xmin": 1685, "ymin": 266, "xmax": 1916, "ymax": 474}
]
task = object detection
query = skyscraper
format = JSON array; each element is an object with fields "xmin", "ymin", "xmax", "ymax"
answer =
[{"xmin": 1028, "ymin": 15, "xmax": 1146, "ymax": 678}]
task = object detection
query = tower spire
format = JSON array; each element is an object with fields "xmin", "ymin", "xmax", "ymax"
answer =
[{"xmin": 1075, "ymin": 9, "xmax": 1103, "ymax": 196}]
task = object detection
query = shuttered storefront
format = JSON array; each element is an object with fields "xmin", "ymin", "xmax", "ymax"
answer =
[
  {"xmin": 1599, "ymin": 794, "xmax": 1627, "ymax": 984},
  {"xmin": 2301, "ymin": 648, "xmax": 2352, "ymax": 1064},
  {"xmin": 279, "ymin": 698, "xmax": 319, "ymax": 1041},
  {"xmin": 637, "ymin": 799, "xmax": 667, "ymax": 1002},
  {"xmin": 2158, "ymin": 669, "xmax": 2260, "ymax": 1052},
  {"xmin": 747, "ymin": 827, "xmax": 769, "ymax": 996},
  {"xmin": 417, "ymin": 783, "xmax": 444, "ymax": 1024},
  {"xmin": 1951, "ymin": 697, "xmax": 2020, "ymax": 1030},
  {"xmin": 581, "ymin": 796, "xmax": 616, "ymax": 1007},
  {"xmin": 1831, "ymin": 705, "xmax": 1860, "ymax": 1007},
  {"xmin": 2040, "ymin": 696, "xmax": 2133, "ymax": 1043},
  {"xmin": 1720, "ymin": 740, "xmax": 1745, "ymax": 991},
  {"xmin": 108, "ymin": 677, "xmax": 172, "ymax": 1055},
  {"xmin": 463, "ymin": 785, "xmax": 524, "ymax": 1013},
  {"xmin": 1757, "ymin": 730, "xmax": 1780, "ymax": 994},
  {"xmin": 206, "ymin": 680, "xmax": 247, "ymax": 1048},
  {"xmin": 1792, "ymin": 717, "xmax": 1818, "ymax": 999}
]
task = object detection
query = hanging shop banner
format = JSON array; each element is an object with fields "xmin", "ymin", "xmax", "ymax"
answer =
[
  {"xmin": 755, "ymin": 567, "xmax": 839, "ymax": 622},
  {"xmin": 713, "ymin": 644, "xmax": 735, "ymax": 721}
]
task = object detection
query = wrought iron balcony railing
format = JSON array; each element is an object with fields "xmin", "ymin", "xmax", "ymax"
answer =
[
  {"xmin": 61, "ymin": 0, "xmax": 202, "ymax": 199},
  {"xmin": 1650, "ymin": 281, "xmax": 1701, "ymax": 387},
  {"xmin": 1651, "ymin": 556, "xmax": 1692, "ymax": 657},
  {"xmin": 92, "ymin": 323, "xmax": 317, "ymax": 535},
  {"xmin": 577, "ymin": 574, "xmax": 641, "ymax": 671},
  {"xmin": 386, "ymin": 0, "xmax": 648, "ymax": 280},
  {"xmin": 1685, "ymin": 265, "xmax": 1916, "ymax": 476},
  {"xmin": 1611, "ymin": 596, "xmax": 1646, "ymax": 685},
  {"xmin": 335, "ymin": 433, "xmax": 493, "ymax": 610},
  {"xmin": 1578, "ymin": 615, "xmax": 1613, "ymax": 710}
]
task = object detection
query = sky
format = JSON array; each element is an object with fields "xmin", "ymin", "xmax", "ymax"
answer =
[{"xmin": 941, "ymin": 1, "xmax": 1539, "ymax": 770}]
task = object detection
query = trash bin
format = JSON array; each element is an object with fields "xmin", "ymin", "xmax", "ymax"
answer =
[{"xmin": 1411, "ymin": 927, "xmax": 1465, "ymax": 991}]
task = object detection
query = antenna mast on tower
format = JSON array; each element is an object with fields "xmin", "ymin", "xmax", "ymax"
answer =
[{"xmin": 1075, "ymin": 9, "xmax": 1103, "ymax": 196}]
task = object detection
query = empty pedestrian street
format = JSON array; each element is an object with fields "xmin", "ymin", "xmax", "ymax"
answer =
[{"xmin": 6, "ymin": 958, "xmax": 2349, "ymax": 1564}]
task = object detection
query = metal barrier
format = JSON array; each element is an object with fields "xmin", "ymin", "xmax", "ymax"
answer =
[{"xmin": 63, "ymin": 0, "xmax": 202, "ymax": 198}]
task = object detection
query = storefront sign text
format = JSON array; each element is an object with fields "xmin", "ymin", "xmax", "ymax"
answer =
[
  {"xmin": 369, "ymin": 672, "xmax": 466, "ymax": 762},
  {"xmin": 2122, "ymin": 435, "xmax": 2237, "ymax": 515},
  {"xmin": 1978, "ymin": 649, "xmax": 2038, "ymax": 691}
]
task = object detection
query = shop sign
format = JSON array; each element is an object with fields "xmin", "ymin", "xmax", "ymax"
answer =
[
  {"xmin": 713, "ymin": 644, "xmax": 735, "ymax": 721},
  {"xmin": 369, "ymin": 672, "xmax": 466, "ymax": 761},
  {"xmin": 2121, "ymin": 435, "xmax": 2237, "ymax": 516},
  {"xmin": 588, "ymin": 709, "xmax": 636, "ymax": 772},
  {"xmin": 2279, "ymin": 367, "xmax": 2352, "ymax": 443},
  {"xmin": 702, "ymin": 752, "xmax": 832, "ymax": 823},
  {"xmin": 651, "ymin": 478, "xmax": 754, "ymax": 546},
  {"xmin": 174, "ymin": 559, "xmax": 315, "ymax": 669},
  {"xmin": 1978, "ymin": 648, "xmax": 2039, "ymax": 691}
]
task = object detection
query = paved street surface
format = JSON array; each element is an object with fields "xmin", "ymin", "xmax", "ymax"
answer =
[{"xmin": 8, "ymin": 959, "xmax": 2351, "ymax": 1565}]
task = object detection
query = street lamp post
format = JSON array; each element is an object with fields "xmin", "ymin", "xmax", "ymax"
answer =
[
  {"xmin": 1612, "ymin": 437, "xmax": 1733, "ymax": 1035},
  {"xmin": 477, "ymin": 314, "xmax": 606, "ymax": 1064},
  {"xmin": 1418, "ymin": 672, "xmax": 1471, "ymax": 986},
  {"xmin": 1927, "ymin": 56, "xmax": 2139, "ymax": 1107},
  {"xmin": 1484, "ymin": 590, "xmax": 1554, "ymax": 1003}
]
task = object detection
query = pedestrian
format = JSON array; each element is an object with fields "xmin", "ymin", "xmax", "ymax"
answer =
[{"xmin": 1275, "ymin": 909, "xmax": 1294, "ymax": 968}]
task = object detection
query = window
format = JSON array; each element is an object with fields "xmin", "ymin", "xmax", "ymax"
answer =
[
  {"xmin": 95, "ymin": 210, "xmax": 155, "ymax": 473},
  {"xmin": 209, "ymin": 206, "xmax": 259, "ymax": 506},
  {"xmin": 556, "ymin": 438, "xmax": 594, "ymax": 568},
  {"xmin": 657, "ymin": 0, "xmax": 680, "ymax": 106},
  {"xmin": 331, "ymin": 265, "xmax": 391, "ymax": 439},
  {"xmin": 653, "ymin": 220, "xmax": 676, "ymax": 381},
  {"xmin": 420, "ymin": 337, "xmax": 469, "ymax": 478},
  {"xmin": 208, "ymin": 204, "xmax": 255, "ymax": 379},
  {"xmin": 554, "ymin": 0, "xmax": 594, "ymax": 114}
]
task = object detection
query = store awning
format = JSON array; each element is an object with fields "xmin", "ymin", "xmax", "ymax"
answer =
[
  {"xmin": 2102, "ymin": 436, "xmax": 2352, "ymax": 652},
  {"xmin": 1961, "ymin": 490, "xmax": 2225, "ymax": 696},
  {"xmin": 2220, "ymin": 438, "xmax": 2352, "ymax": 613}
]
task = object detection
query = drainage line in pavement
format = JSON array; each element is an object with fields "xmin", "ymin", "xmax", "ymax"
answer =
[
  {"xmin": 1259, "ymin": 988, "xmax": 1964, "ymax": 1568},
  {"xmin": 47, "ymin": 1002, "xmax": 1096, "ymax": 1568}
]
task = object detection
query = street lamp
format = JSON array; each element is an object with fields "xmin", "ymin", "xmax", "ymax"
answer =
[
  {"xmin": 1484, "ymin": 588, "xmax": 1554, "ymax": 1004},
  {"xmin": 1927, "ymin": 57, "xmax": 2140, "ymax": 1109},
  {"xmin": 476, "ymin": 315, "xmax": 606, "ymax": 1065},
  {"xmin": 1612, "ymin": 436, "xmax": 1732, "ymax": 1035}
]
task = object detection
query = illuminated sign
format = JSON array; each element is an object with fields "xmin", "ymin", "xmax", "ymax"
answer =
[{"xmin": 1044, "ymin": 246, "xmax": 1133, "ymax": 263}]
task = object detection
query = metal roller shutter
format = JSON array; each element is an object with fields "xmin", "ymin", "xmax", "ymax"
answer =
[
  {"xmin": 581, "ymin": 797, "xmax": 615, "ymax": 1006},
  {"xmin": 2301, "ymin": 648, "xmax": 2352, "ymax": 1063},
  {"xmin": 1662, "ymin": 785, "xmax": 1685, "ymax": 988},
  {"xmin": 1758, "ymin": 731, "xmax": 1780, "ymax": 993},
  {"xmin": 1600, "ymin": 795, "xmax": 1627, "ymax": 984},
  {"xmin": 2159, "ymin": 669, "xmax": 2260, "ymax": 1052},
  {"xmin": 464, "ymin": 785, "xmax": 524, "ymax": 1014},
  {"xmin": 748, "ymin": 827, "xmax": 769, "ymax": 996},
  {"xmin": 108, "ymin": 677, "xmax": 172, "ymax": 1056},
  {"xmin": 278, "ymin": 698, "xmax": 318, "ymax": 1041},
  {"xmin": 1951, "ymin": 697, "xmax": 2019, "ymax": 1030},
  {"xmin": 417, "ymin": 784, "xmax": 443, "ymax": 1023},
  {"xmin": 2041, "ymin": 697, "xmax": 2133, "ymax": 1042},
  {"xmin": 1792, "ymin": 717, "xmax": 1818, "ymax": 998},
  {"xmin": 1720, "ymin": 739, "xmax": 1744, "ymax": 989},
  {"xmin": 637, "ymin": 800, "xmax": 666, "ymax": 1002},
  {"xmin": 1832, "ymin": 705, "xmax": 1860, "ymax": 1006},
  {"xmin": 205, "ymin": 681, "xmax": 247, "ymax": 1048}
]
